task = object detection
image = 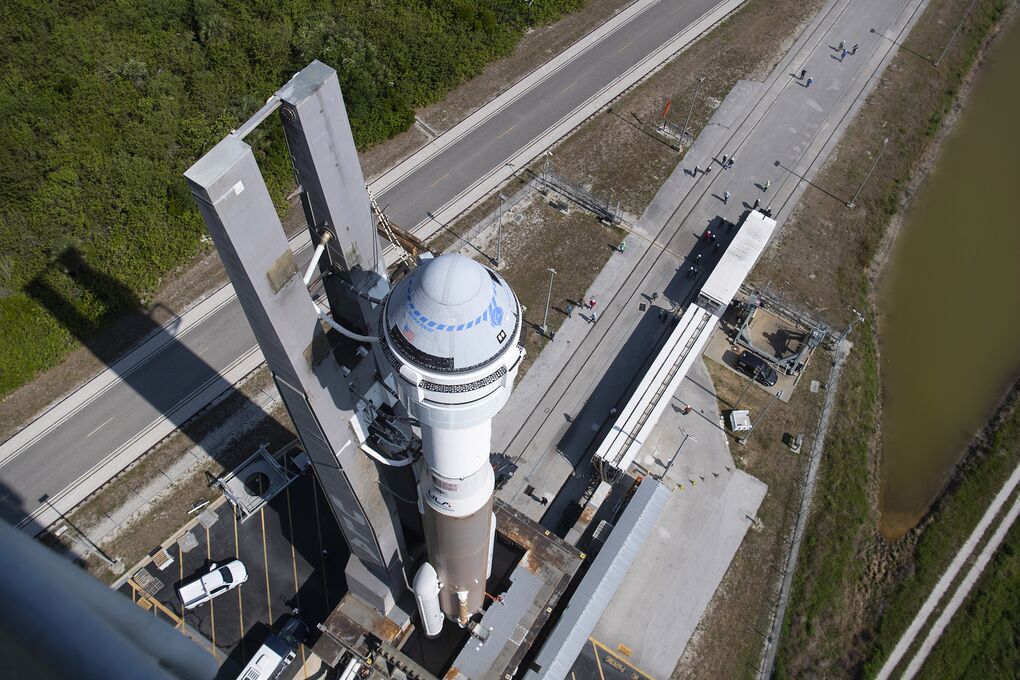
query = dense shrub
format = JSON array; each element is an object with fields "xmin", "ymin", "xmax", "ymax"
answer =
[{"xmin": 0, "ymin": 0, "xmax": 583, "ymax": 395}]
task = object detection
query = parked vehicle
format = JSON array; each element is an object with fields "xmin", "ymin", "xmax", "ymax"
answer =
[
  {"xmin": 236, "ymin": 612, "xmax": 308, "ymax": 680},
  {"xmin": 176, "ymin": 560, "xmax": 247, "ymax": 610},
  {"xmin": 735, "ymin": 351, "xmax": 779, "ymax": 387}
]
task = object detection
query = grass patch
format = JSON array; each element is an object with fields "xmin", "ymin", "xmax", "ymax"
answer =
[{"xmin": 765, "ymin": 0, "xmax": 1012, "ymax": 674}]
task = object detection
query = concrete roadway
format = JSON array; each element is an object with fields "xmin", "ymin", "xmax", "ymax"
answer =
[
  {"xmin": 0, "ymin": 0, "xmax": 735, "ymax": 530},
  {"xmin": 377, "ymin": 0, "xmax": 732, "ymax": 234}
]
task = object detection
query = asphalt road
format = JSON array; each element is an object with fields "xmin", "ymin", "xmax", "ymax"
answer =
[
  {"xmin": 0, "ymin": 0, "xmax": 731, "ymax": 529},
  {"xmin": 378, "ymin": 0, "xmax": 726, "ymax": 234}
]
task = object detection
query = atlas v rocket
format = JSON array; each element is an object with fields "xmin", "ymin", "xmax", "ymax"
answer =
[
  {"xmin": 384, "ymin": 255, "xmax": 523, "ymax": 634},
  {"xmin": 184, "ymin": 60, "xmax": 522, "ymax": 636}
]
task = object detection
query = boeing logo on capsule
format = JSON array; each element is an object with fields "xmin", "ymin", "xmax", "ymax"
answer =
[{"xmin": 488, "ymin": 291, "xmax": 504, "ymax": 328}]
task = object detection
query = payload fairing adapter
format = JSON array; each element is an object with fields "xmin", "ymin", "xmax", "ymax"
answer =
[{"xmin": 382, "ymin": 254, "xmax": 524, "ymax": 635}]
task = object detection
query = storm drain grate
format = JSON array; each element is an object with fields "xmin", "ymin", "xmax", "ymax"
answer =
[
  {"xmin": 132, "ymin": 568, "xmax": 164, "ymax": 599},
  {"xmin": 149, "ymin": 546, "xmax": 175, "ymax": 571}
]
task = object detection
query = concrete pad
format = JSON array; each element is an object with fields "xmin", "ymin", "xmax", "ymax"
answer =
[
  {"xmin": 591, "ymin": 469, "xmax": 766, "ymax": 678},
  {"xmin": 703, "ymin": 329, "xmax": 797, "ymax": 402}
]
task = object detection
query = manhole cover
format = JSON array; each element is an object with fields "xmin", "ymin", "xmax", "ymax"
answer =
[{"xmin": 178, "ymin": 531, "xmax": 199, "ymax": 553}]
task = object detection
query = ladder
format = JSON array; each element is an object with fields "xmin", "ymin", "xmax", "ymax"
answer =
[{"xmin": 366, "ymin": 184, "xmax": 416, "ymax": 268}]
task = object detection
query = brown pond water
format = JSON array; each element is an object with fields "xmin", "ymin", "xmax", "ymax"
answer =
[{"xmin": 879, "ymin": 17, "xmax": 1020, "ymax": 539}]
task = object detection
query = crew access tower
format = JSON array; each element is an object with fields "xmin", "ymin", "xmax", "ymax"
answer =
[{"xmin": 184, "ymin": 61, "xmax": 523, "ymax": 635}]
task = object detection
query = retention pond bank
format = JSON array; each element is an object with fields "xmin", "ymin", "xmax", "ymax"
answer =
[{"xmin": 879, "ymin": 15, "xmax": 1020, "ymax": 537}]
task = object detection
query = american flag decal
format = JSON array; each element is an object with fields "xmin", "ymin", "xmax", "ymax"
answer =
[{"xmin": 402, "ymin": 324, "xmax": 415, "ymax": 343}]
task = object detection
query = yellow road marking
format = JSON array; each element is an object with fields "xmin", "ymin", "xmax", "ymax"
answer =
[
  {"xmin": 207, "ymin": 525, "xmax": 217, "ymax": 660},
  {"xmin": 86, "ymin": 416, "xmax": 115, "ymax": 437},
  {"xmin": 590, "ymin": 637, "xmax": 656, "ymax": 679},
  {"xmin": 616, "ymin": 39, "xmax": 633, "ymax": 54},
  {"xmin": 496, "ymin": 124, "xmax": 517, "ymax": 140},
  {"xmin": 560, "ymin": 79, "xmax": 578, "ymax": 94},
  {"xmin": 592, "ymin": 640, "xmax": 607, "ymax": 680},
  {"xmin": 286, "ymin": 486, "xmax": 301, "ymax": 608},
  {"xmin": 427, "ymin": 172, "xmax": 448, "ymax": 189},
  {"xmin": 283, "ymin": 486, "xmax": 310, "ymax": 679},
  {"xmin": 177, "ymin": 544, "xmax": 185, "ymax": 632},
  {"xmin": 261, "ymin": 507, "xmax": 273, "ymax": 623},
  {"xmin": 234, "ymin": 512, "xmax": 246, "ymax": 659},
  {"xmin": 312, "ymin": 475, "xmax": 330, "ymax": 605}
]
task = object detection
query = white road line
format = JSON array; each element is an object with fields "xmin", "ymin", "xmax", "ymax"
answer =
[
  {"xmin": 902, "ymin": 491, "xmax": 1020, "ymax": 679},
  {"xmin": 875, "ymin": 462, "xmax": 1020, "ymax": 679},
  {"xmin": 86, "ymin": 417, "xmax": 115, "ymax": 438}
]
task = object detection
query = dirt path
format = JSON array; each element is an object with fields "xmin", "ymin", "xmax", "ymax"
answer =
[{"xmin": 875, "ymin": 464, "xmax": 1020, "ymax": 678}]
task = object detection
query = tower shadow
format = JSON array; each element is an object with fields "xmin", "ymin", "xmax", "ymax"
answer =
[{"xmin": 18, "ymin": 247, "xmax": 292, "ymax": 528}]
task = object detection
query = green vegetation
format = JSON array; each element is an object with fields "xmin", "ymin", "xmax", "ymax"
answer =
[
  {"xmin": 769, "ymin": 0, "xmax": 1011, "ymax": 675},
  {"xmin": 0, "ymin": 0, "xmax": 582, "ymax": 396},
  {"xmin": 917, "ymin": 519, "xmax": 1020, "ymax": 679},
  {"xmin": 863, "ymin": 399, "xmax": 1020, "ymax": 678}
]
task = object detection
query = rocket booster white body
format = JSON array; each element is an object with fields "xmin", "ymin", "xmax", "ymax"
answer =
[{"xmin": 381, "ymin": 254, "xmax": 523, "ymax": 630}]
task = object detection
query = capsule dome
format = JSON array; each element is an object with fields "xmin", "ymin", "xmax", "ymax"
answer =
[{"xmin": 383, "ymin": 254, "xmax": 520, "ymax": 374}]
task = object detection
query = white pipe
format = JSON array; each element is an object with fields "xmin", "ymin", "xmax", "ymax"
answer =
[
  {"xmin": 311, "ymin": 299, "xmax": 380, "ymax": 343},
  {"xmin": 358, "ymin": 443, "xmax": 414, "ymax": 467},
  {"xmin": 303, "ymin": 241, "xmax": 327, "ymax": 285}
]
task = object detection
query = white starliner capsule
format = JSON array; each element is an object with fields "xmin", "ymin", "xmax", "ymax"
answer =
[{"xmin": 381, "ymin": 254, "xmax": 524, "ymax": 630}]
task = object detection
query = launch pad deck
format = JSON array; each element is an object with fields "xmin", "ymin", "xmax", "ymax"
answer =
[{"xmin": 314, "ymin": 500, "xmax": 583, "ymax": 679}]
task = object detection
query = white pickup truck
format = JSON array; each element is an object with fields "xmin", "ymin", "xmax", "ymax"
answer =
[{"xmin": 176, "ymin": 560, "xmax": 248, "ymax": 610}]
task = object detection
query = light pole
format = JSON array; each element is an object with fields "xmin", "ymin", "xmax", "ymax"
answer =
[
  {"xmin": 681, "ymin": 76, "xmax": 706, "ymax": 148},
  {"xmin": 847, "ymin": 137, "xmax": 889, "ymax": 209},
  {"xmin": 40, "ymin": 494, "xmax": 121, "ymax": 570},
  {"xmin": 934, "ymin": 0, "xmax": 978, "ymax": 66},
  {"xmin": 495, "ymin": 192, "xmax": 507, "ymax": 268},
  {"xmin": 542, "ymin": 267, "xmax": 557, "ymax": 336},
  {"xmin": 832, "ymin": 308, "xmax": 864, "ymax": 348},
  {"xmin": 661, "ymin": 428, "xmax": 697, "ymax": 481},
  {"xmin": 739, "ymin": 390, "xmax": 783, "ymax": 446}
]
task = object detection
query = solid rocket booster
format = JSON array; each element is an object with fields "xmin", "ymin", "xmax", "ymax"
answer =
[{"xmin": 381, "ymin": 254, "xmax": 523, "ymax": 631}]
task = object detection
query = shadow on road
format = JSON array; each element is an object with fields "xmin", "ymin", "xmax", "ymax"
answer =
[{"xmin": 20, "ymin": 247, "xmax": 292, "ymax": 526}]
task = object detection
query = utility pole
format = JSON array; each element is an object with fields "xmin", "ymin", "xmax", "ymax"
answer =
[
  {"xmin": 661, "ymin": 428, "xmax": 697, "ymax": 481},
  {"xmin": 542, "ymin": 267, "xmax": 557, "ymax": 337},
  {"xmin": 681, "ymin": 76, "xmax": 706, "ymax": 148},
  {"xmin": 734, "ymin": 363, "xmax": 763, "ymax": 409},
  {"xmin": 847, "ymin": 137, "xmax": 889, "ymax": 209},
  {"xmin": 934, "ymin": 0, "xmax": 978, "ymax": 66},
  {"xmin": 40, "ymin": 494, "xmax": 121, "ymax": 571},
  {"xmin": 832, "ymin": 308, "xmax": 864, "ymax": 348},
  {"xmin": 739, "ymin": 390, "xmax": 783, "ymax": 446}
]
